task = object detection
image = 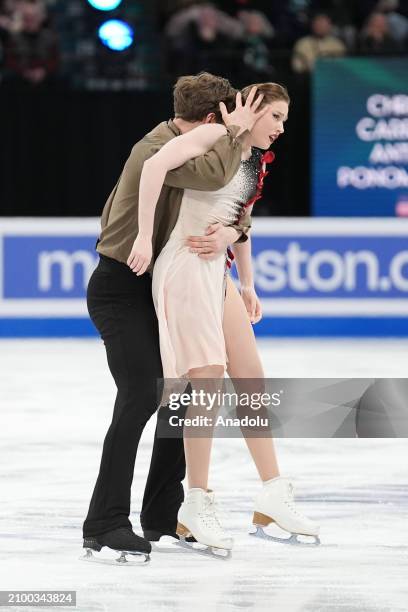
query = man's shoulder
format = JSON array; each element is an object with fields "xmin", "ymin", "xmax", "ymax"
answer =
[
  {"xmin": 136, "ymin": 121, "xmax": 175, "ymax": 147},
  {"xmin": 327, "ymin": 36, "xmax": 346, "ymax": 49},
  {"xmin": 124, "ymin": 121, "xmax": 175, "ymax": 166},
  {"xmin": 295, "ymin": 36, "xmax": 313, "ymax": 48}
]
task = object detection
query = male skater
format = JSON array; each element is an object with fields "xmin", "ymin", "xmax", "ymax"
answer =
[{"xmin": 82, "ymin": 72, "xmax": 261, "ymax": 560}]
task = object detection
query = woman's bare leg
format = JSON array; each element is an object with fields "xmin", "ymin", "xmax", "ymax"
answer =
[
  {"xmin": 223, "ymin": 276, "xmax": 280, "ymax": 481},
  {"xmin": 185, "ymin": 364, "xmax": 225, "ymax": 490}
]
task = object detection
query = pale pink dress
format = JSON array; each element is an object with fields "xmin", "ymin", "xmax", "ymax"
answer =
[{"xmin": 152, "ymin": 155, "xmax": 259, "ymax": 380}]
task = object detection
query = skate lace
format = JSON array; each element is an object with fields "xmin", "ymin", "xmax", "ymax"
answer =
[
  {"xmin": 198, "ymin": 496, "xmax": 225, "ymax": 535},
  {"xmin": 284, "ymin": 482, "xmax": 305, "ymax": 518}
]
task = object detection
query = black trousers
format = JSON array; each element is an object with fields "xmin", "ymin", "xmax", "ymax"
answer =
[{"xmin": 82, "ymin": 254, "xmax": 186, "ymax": 537}]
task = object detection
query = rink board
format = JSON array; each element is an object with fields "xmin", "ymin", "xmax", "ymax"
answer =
[{"xmin": 0, "ymin": 217, "xmax": 408, "ymax": 337}]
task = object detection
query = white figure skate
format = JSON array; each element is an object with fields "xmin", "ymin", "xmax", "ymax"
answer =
[
  {"xmin": 250, "ymin": 477, "xmax": 320, "ymax": 546},
  {"xmin": 176, "ymin": 488, "xmax": 233, "ymax": 559}
]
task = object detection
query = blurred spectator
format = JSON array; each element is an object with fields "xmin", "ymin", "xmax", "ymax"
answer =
[
  {"xmin": 165, "ymin": 2, "xmax": 243, "ymax": 39},
  {"xmin": 2, "ymin": 0, "xmax": 59, "ymax": 89},
  {"xmin": 164, "ymin": 3, "xmax": 243, "ymax": 75},
  {"xmin": 376, "ymin": 0, "xmax": 408, "ymax": 45},
  {"xmin": 309, "ymin": 1, "xmax": 359, "ymax": 50},
  {"xmin": 0, "ymin": 0, "xmax": 23, "ymax": 34},
  {"xmin": 0, "ymin": 0, "xmax": 21, "ymax": 71},
  {"xmin": 291, "ymin": 12, "xmax": 347, "ymax": 73},
  {"xmin": 158, "ymin": 0, "xmax": 204, "ymax": 28},
  {"xmin": 237, "ymin": 10, "xmax": 276, "ymax": 78},
  {"xmin": 269, "ymin": 0, "xmax": 310, "ymax": 48},
  {"xmin": 358, "ymin": 11, "xmax": 402, "ymax": 54}
]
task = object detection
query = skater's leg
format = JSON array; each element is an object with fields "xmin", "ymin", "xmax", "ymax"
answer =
[
  {"xmin": 140, "ymin": 402, "xmax": 187, "ymax": 538},
  {"xmin": 184, "ymin": 365, "xmax": 224, "ymax": 490},
  {"xmin": 83, "ymin": 257, "xmax": 162, "ymax": 538},
  {"xmin": 223, "ymin": 276, "xmax": 280, "ymax": 482},
  {"xmin": 177, "ymin": 366, "xmax": 233, "ymax": 552},
  {"xmin": 223, "ymin": 278, "xmax": 319, "ymax": 542}
]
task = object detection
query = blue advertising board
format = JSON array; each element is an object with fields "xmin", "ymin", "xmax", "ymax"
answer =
[{"xmin": 1, "ymin": 218, "xmax": 407, "ymax": 337}]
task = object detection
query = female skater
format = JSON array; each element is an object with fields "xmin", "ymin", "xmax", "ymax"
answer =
[{"xmin": 128, "ymin": 83, "xmax": 320, "ymax": 552}]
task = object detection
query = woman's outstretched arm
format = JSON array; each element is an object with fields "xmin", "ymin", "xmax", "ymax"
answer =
[{"xmin": 127, "ymin": 123, "xmax": 227, "ymax": 275}]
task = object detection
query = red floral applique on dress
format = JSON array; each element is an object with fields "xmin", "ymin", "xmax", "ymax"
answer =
[{"xmin": 226, "ymin": 150, "xmax": 275, "ymax": 268}]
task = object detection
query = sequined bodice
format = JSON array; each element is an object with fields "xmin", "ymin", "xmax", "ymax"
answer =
[{"xmin": 171, "ymin": 149, "xmax": 260, "ymax": 238}]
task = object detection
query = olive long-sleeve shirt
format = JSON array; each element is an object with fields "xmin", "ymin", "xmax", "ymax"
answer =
[{"xmin": 96, "ymin": 119, "xmax": 251, "ymax": 274}]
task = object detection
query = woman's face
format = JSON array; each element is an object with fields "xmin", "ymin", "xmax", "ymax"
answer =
[{"xmin": 249, "ymin": 100, "xmax": 289, "ymax": 150}]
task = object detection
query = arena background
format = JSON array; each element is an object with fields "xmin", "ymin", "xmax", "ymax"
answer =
[
  {"xmin": 1, "ymin": 2, "xmax": 408, "ymax": 612},
  {"xmin": 1, "ymin": 1, "xmax": 408, "ymax": 338}
]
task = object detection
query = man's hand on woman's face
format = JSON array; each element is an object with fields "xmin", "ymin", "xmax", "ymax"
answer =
[
  {"xmin": 185, "ymin": 223, "xmax": 239, "ymax": 260},
  {"xmin": 219, "ymin": 86, "xmax": 269, "ymax": 134}
]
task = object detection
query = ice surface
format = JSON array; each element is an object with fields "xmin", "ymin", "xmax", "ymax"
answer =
[{"xmin": 0, "ymin": 339, "xmax": 407, "ymax": 612}]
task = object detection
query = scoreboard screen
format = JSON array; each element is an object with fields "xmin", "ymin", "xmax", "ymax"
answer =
[{"xmin": 312, "ymin": 57, "xmax": 408, "ymax": 217}]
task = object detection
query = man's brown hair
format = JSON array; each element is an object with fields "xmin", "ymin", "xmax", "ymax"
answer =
[
  {"xmin": 173, "ymin": 72, "xmax": 237, "ymax": 123},
  {"xmin": 241, "ymin": 82, "xmax": 290, "ymax": 108}
]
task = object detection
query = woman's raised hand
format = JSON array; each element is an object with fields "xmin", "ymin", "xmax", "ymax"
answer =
[{"xmin": 219, "ymin": 87, "xmax": 269, "ymax": 133}]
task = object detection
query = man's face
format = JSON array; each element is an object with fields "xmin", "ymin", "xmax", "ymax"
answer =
[
  {"xmin": 368, "ymin": 13, "xmax": 388, "ymax": 35},
  {"xmin": 21, "ymin": 3, "xmax": 45, "ymax": 32},
  {"xmin": 249, "ymin": 100, "xmax": 289, "ymax": 150},
  {"xmin": 312, "ymin": 15, "xmax": 332, "ymax": 37}
]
